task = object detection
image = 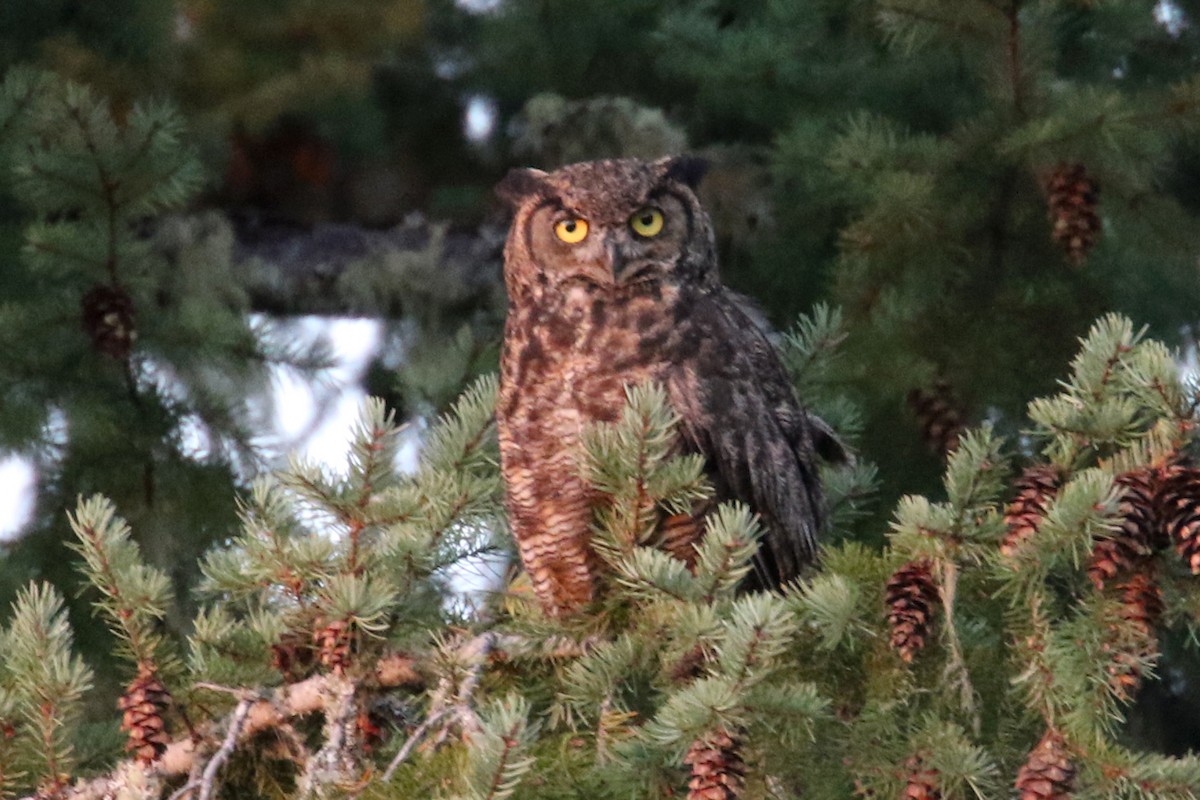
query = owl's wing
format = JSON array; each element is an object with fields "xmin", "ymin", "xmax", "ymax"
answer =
[{"xmin": 666, "ymin": 292, "xmax": 830, "ymax": 590}]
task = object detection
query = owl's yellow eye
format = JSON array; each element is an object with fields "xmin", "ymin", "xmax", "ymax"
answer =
[
  {"xmin": 630, "ymin": 207, "xmax": 665, "ymax": 238},
  {"xmin": 554, "ymin": 217, "xmax": 589, "ymax": 244}
]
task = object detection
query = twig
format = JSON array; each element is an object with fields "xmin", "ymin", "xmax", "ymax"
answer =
[
  {"xmin": 939, "ymin": 560, "xmax": 981, "ymax": 735},
  {"xmin": 298, "ymin": 677, "xmax": 359, "ymax": 800},
  {"xmin": 192, "ymin": 682, "xmax": 249, "ymax": 698},
  {"xmin": 381, "ymin": 707, "xmax": 457, "ymax": 781},
  {"xmin": 14, "ymin": 638, "xmax": 517, "ymax": 800},
  {"xmin": 428, "ymin": 632, "xmax": 496, "ymax": 746},
  {"xmin": 198, "ymin": 697, "xmax": 254, "ymax": 800},
  {"xmin": 166, "ymin": 783, "xmax": 196, "ymax": 800},
  {"xmin": 455, "ymin": 632, "xmax": 495, "ymax": 735}
]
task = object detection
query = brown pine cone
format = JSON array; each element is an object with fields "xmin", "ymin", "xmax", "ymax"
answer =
[
  {"xmin": 683, "ymin": 727, "xmax": 746, "ymax": 800},
  {"xmin": 1117, "ymin": 572, "xmax": 1164, "ymax": 637},
  {"xmin": 901, "ymin": 754, "xmax": 941, "ymax": 800},
  {"xmin": 1001, "ymin": 465, "xmax": 1063, "ymax": 557},
  {"xmin": 1045, "ymin": 162, "xmax": 1101, "ymax": 266},
  {"xmin": 1087, "ymin": 536, "xmax": 1149, "ymax": 592},
  {"xmin": 1158, "ymin": 465, "xmax": 1200, "ymax": 573},
  {"xmin": 906, "ymin": 382, "xmax": 965, "ymax": 456},
  {"xmin": 1087, "ymin": 469, "xmax": 1158, "ymax": 590},
  {"xmin": 885, "ymin": 560, "xmax": 939, "ymax": 663},
  {"xmin": 314, "ymin": 618, "xmax": 355, "ymax": 675},
  {"xmin": 1098, "ymin": 571, "xmax": 1163, "ymax": 702},
  {"xmin": 117, "ymin": 662, "xmax": 172, "ymax": 764},
  {"xmin": 1105, "ymin": 648, "xmax": 1148, "ymax": 703},
  {"xmin": 1015, "ymin": 730, "xmax": 1075, "ymax": 799},
  {"xmin": 81, "ymin": 284, "xmax": 137, "ymax": 359}
]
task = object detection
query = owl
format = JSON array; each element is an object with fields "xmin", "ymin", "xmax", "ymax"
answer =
[{"xmin": 496, "ymin": 156, "xmax": 841, "ymax": 617}]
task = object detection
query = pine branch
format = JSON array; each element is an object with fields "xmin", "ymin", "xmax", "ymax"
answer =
[
  {"xmin": 3, "ymin": 584, "xmax": 93, "ymax": 796},
  {"xmin": 460, "ymin": 696, "xmax": 538, "ymax": 800},
  {"xmin": 67, "ymin": 495, "xmax": 175, "ymax": 670},
  {"xmin": 196, "ymin": 696, "xmax": 254, "ymax": 800}
]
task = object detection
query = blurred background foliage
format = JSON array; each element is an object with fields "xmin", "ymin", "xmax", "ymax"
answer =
[{"xmin": 2, "ymin": 0, "xmax": 1200, "ymax": 749}]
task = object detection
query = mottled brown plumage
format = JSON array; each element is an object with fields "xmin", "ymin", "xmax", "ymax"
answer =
[{"xmin": 496, "ymin": 156, "xmax": 836, "ymax": 616}]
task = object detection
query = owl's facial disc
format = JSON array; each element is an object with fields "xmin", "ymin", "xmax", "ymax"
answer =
[{"xmin": 524, "ymin": 190, "xmax": 693, "ymax": 292}]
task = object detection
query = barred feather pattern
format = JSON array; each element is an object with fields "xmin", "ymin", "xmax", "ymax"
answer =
[{"xmin": 497, "ymin": 157, "xmax": 834, "ymax": 616}]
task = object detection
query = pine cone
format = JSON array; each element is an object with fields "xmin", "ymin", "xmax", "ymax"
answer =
[
  {"xmin": 117, "ymin": 662, "xmax": 171, "ymax": 764},
  {"xmin": 901, "ymin": 754, "xmax": 941, "ymax": 800},
  {"xmin": 886, "ymin": 560, "xmax": 939, "ymax": 663},
  {"xmin": 907, "ymin": 382, "xmax": 965, "ymax": 456},
  {"xmin": 1015, "ymin": 730, "xmax": 1076, "ymax": 800},
  {"xmin": 1087, "ymin": 469, "xmax": 1158, "ymax": 590},
  {"xmin": 1158, "ymin": 465, "xmax": 1200, "ymax": 573},
  {"xmin": 1087, "ymin": 536, "xmax": 1147, "ymax": 592},
  {"xmin": 1099, "ymin": 571, "xmax": 1163, "ymax": 702},
  {"xmin": 1105, "ymin": 647, "xmax": 1148, "ymax": 703},
  {"xmin": 1045, "ymin": 162, "xmax": 1101, "ymax": 266},
  {"xmin": 81, "ymin": 284, "xmax": 137, "ymax": 359},
  {"xmin": 314, "ymin": 618, "xmax": 355, "ymax": 675},
  {"xmin": 683, "ymin": 727, "xmax": 746, "ymax": 800},
  {"xmin": 1001, "ymin": 465, "xmax": 1062, "ymax": 557},
  {"xmin": 1118, "ymin": 572, "xmax": 1164, "ymax": 637}
]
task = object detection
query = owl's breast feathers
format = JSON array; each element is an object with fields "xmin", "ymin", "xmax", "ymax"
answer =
[
  {"xmin": 497, "ymin": 287, "xmax": 675, "ymax": 616},
  {"xmin": 499, "ymin": 281, "xmax": 833, "ymax": 613}
]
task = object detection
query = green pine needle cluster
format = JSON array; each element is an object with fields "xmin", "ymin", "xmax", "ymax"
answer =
[
  {"xmin": 67, "ymin": 495, "xmax": 178, "ymax": 677},
  {"xmin": 193, "ymin": 377, "xmax": 503, "ymax": 690},
  {"xmin": 0, "ymin": 583, "xmax": 94, "ymax": 797},
  {"xmin": 0, "ymin": 67, "xmax": 334, "ymax": 662}
]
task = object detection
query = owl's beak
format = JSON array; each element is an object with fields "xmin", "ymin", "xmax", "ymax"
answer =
[
  {"xmin": 570, "ymin": 235, "xmax": 652, "ymax": 289},
  {"xmin": 603, "ymin": 237, "xmax": 625, "ymax": 280},
  {"xmin": 606, "ymin": 236, "xmax": 655, "ymax": 286}
]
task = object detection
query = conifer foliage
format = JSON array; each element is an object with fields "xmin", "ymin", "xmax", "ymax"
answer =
[
  {"xmin": 0, "ymin": 67, "xmax": 327, "ymax": 634},
  {"xmin": 0, "ymin": 312, "xmax": 1198, "ymax": 798}
]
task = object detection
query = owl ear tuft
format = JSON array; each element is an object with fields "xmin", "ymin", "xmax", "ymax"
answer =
[
  {"xmin": 658, "ymin": 155, "xmax": 710, "ymax": 190},
  {"xmin": 496, "ymin": 168, "xmax": 550, "ymax": 208}
]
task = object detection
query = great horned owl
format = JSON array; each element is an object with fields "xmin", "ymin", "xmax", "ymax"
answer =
[{"xmin": 496, "ymin": 156, "xmax": 840, "ymax": 617}]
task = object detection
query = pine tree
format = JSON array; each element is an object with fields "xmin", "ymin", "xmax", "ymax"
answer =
[
  {"xmin": 0, "ymin": 68, "xmax": 327, "ymax": 676},
  {"xmin": 0, "ymin": 312, "xmax": 1196, "ymax": 799}
]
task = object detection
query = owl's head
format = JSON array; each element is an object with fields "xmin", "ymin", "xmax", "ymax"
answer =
[{"xmin": 496, "ymin": 156, "xmax": 716, "ymax": 300}]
